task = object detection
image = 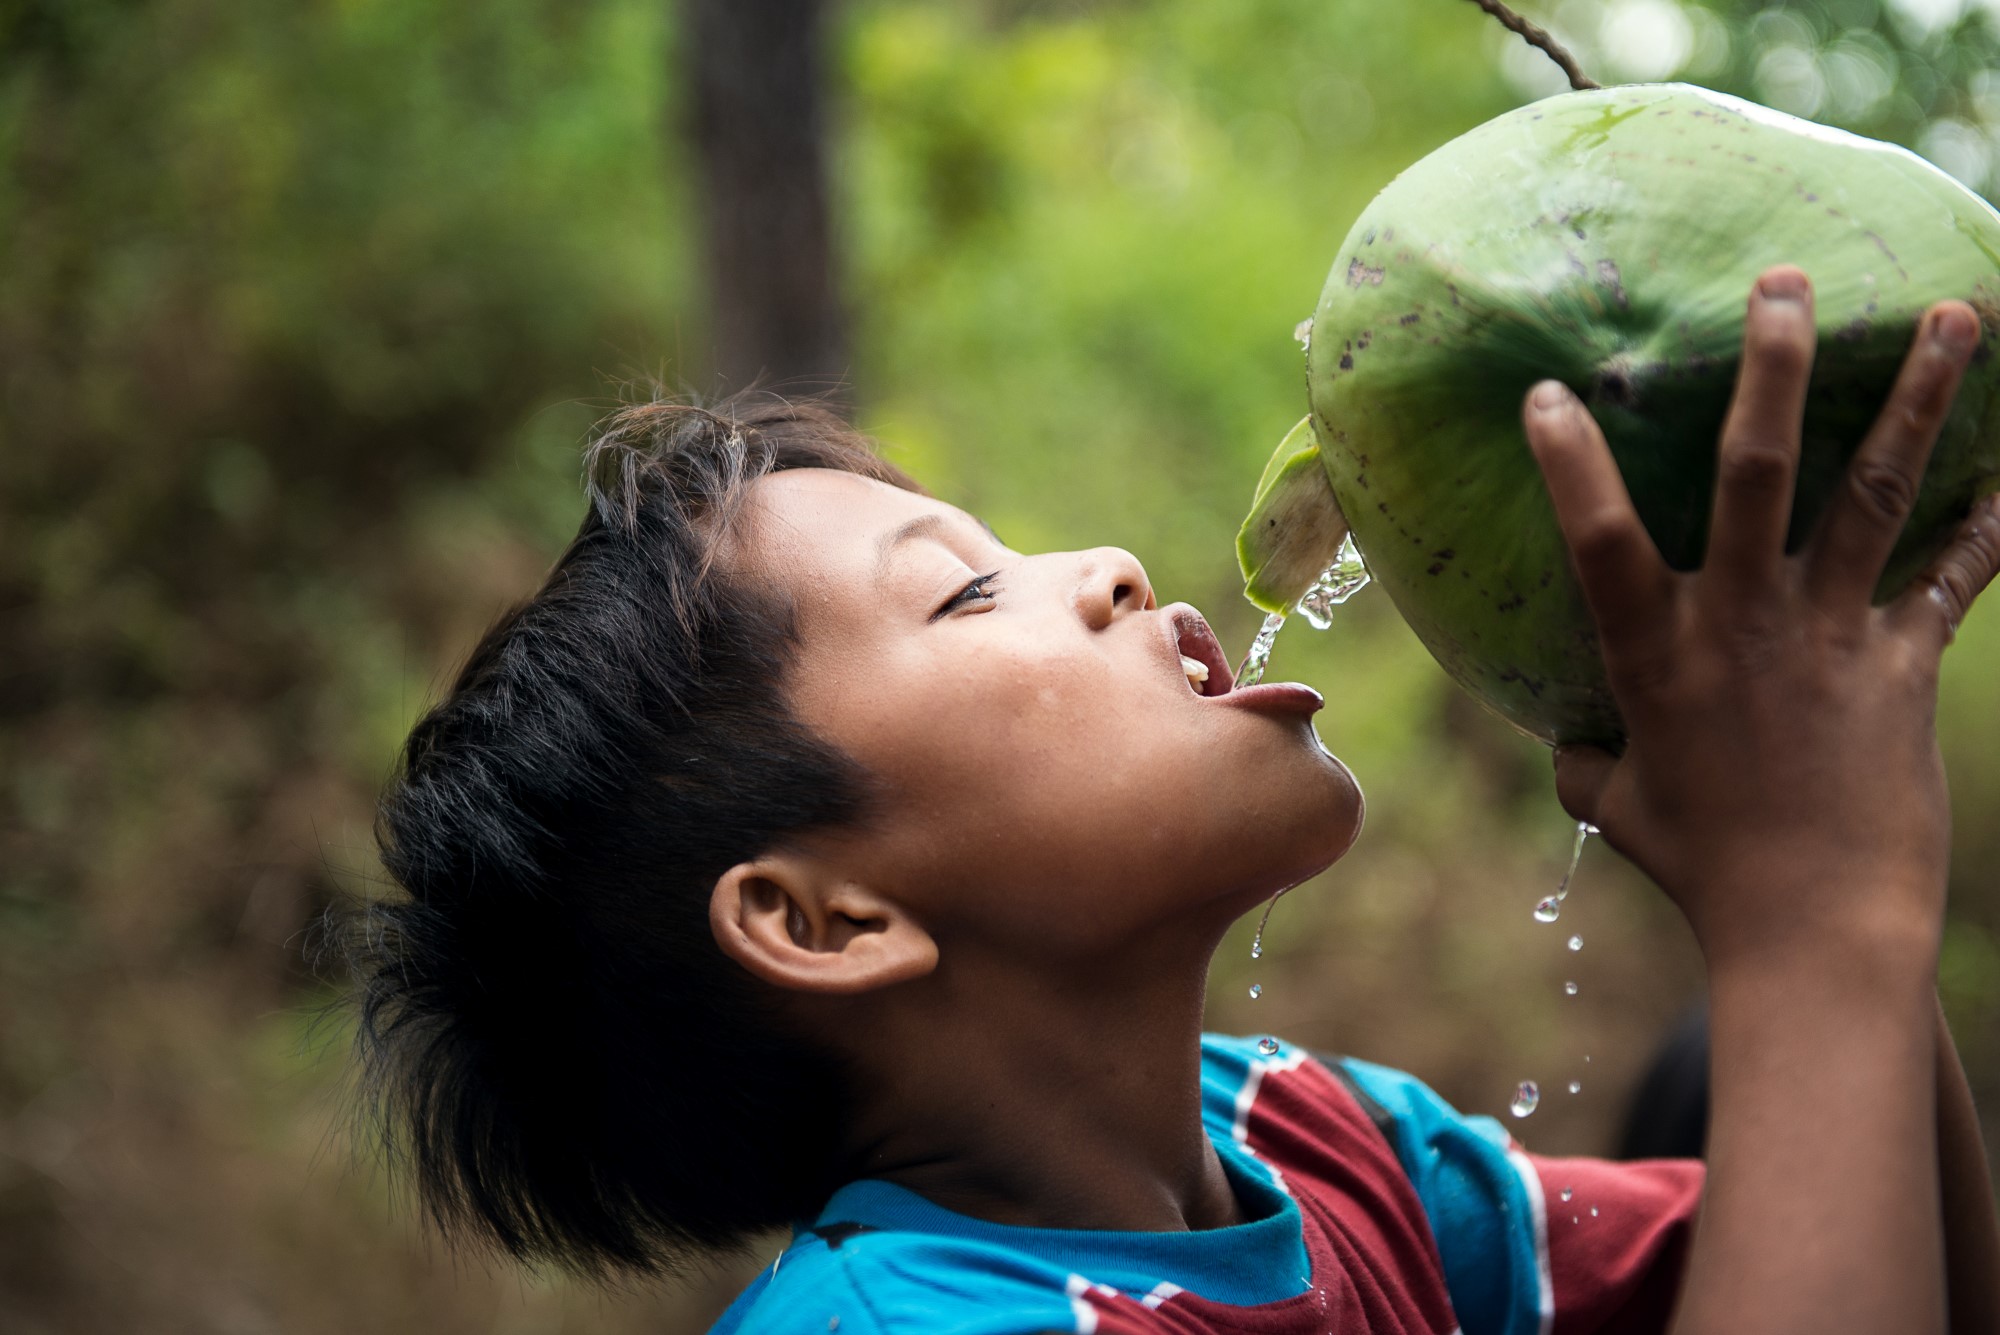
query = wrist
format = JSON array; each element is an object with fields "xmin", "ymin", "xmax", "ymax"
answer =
[
  {"xmin": 1701, "ymin": 899, "xmax": 1940, "ymax": 1005},
  {"xmin": 1692, "ymin": 866, "xmax": 1942, "ymax": 990}
]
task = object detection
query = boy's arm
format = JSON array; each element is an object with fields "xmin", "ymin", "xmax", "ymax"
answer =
[
  {"xmin": 1937, "ymin": 996, "xmax": 2000, "ymax": 1335},
  {"xmin": 1523, "ymin": 265, "xmax": 2000, "ymax": 1335}
]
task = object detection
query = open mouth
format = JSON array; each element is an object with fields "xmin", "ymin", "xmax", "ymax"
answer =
[{"xmin": 1169, "ymin": 606, "xmax": 1235, "ymax": 698}]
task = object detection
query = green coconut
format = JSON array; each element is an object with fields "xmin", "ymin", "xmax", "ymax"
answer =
[{"xmin": 1238, "ymin": 82, "xmax": 2000, "ymax": 746}]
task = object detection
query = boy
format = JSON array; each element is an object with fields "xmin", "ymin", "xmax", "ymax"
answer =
[{"xmin": 346, "ymin": 268, "xmax": 2000, "ymax": 1333}]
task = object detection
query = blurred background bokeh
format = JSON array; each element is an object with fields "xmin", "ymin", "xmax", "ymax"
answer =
[{"xmin": 5, "ymin": 0, "xmax": 2000, "ymax": 1329}]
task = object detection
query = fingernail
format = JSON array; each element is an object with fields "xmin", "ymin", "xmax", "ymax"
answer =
[
  {"xmin": 1531, "ymin": 381, "xmax": 1572, "ymax": 411},
  {"xmin": 1757, "ymin": 268, "xmax": 1809, "ymax": 304},
  {"xmin": 1932, "ymin": 305, "xmax": 1979, "ymax": 355}
]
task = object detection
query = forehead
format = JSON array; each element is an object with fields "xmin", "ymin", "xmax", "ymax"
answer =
[{"xmin": 729, "ymin": 469, "xmax": 991, "ymax": 615}]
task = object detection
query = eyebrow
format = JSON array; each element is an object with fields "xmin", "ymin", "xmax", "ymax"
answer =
[{"xmin": 874, "ymin": 512, "xmax": 1003, "ymax": 580}]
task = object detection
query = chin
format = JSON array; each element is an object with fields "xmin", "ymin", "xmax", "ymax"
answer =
[{"xmin": 1212, "ymin": 745, "xmax": 1364, "ymax": 906}]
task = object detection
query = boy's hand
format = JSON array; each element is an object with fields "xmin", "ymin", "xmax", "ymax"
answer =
[{"xmin": 1523, "ymin": 266, "xmax": 1999, "ymax": 968}]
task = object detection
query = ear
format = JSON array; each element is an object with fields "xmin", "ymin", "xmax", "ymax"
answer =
[{"xmin": 709, "ymin": 853, "xmax": 938, "ymax": 995}]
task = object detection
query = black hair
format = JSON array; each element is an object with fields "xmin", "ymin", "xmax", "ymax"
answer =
[{"xmin": 331, "ymin": 392, "xmax": 918, "ymax": 1278}]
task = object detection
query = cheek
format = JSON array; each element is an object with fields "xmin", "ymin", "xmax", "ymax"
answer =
[
  {"xmin": 802, "ymin": 631, "xmax": 1365, "ymax": 936},
  {"xmin": 858, "ymin": 643, "xmax": 1139, "ymax": 797}
]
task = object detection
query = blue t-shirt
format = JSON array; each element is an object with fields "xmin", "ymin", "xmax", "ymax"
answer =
[{"xmin": 711, "ymin": 1035, "xmax": 1701, "ymax": 1335}]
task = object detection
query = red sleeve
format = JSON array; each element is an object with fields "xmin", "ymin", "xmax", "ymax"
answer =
[{"xmin": 1535, "ymin": 1154, "xmax": 1703, "ymax": 1335}]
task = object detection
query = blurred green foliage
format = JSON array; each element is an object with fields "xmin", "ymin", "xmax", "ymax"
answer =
[{"xmin": 3, "ymin": 1, "xmax": 1998, "ymax": 1330}]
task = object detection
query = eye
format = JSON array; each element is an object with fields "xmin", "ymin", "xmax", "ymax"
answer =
[{"xmin": 932, "ymin": 571, "xmax": 1001, "ymax": 622}]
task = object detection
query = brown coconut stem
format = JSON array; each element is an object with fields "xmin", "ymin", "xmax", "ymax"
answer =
[{"xmin": 1461, "ymin": 0, "xmax": 1601, "ymax": 91}]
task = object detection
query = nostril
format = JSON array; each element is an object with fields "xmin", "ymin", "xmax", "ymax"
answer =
[{"xmin": 1112, "ymin": 581, "xmax": 1137, "ymax": 606}]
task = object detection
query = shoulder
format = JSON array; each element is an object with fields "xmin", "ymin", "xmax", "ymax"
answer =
[{"xmin": 708, "ymin": 1224, "xmax": 1089, "ymax": 1335}]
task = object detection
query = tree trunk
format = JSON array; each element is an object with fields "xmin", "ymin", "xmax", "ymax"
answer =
[{"xmin": 685, "ymin": 0, "xmax": 849, "ymax": 396}]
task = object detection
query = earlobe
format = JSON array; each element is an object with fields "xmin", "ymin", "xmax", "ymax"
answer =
[{"xmin": 709, "ymin": 854, "xmax": 938, "ymax": 995}]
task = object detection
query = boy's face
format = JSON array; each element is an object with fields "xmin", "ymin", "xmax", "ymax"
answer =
[{"xmin": 733, "ymin": 469, "xmax": 1363, "ymax": 960}]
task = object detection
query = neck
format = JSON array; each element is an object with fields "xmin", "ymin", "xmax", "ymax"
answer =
[{"xmin": 827, "ymin": 932, "xmax": 1244, "ymax": 1235}]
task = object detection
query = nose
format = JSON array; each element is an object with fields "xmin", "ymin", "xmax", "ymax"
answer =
[{"xmin": 1070, "ymin": 547, "xmax": 1155, "ymax": 629}]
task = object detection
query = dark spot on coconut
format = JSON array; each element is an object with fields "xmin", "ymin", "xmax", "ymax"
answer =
[
  {"xmin": 1596, "ymin": 259, "xmax": 1627, "ymax": 309},
  {"xmin": 1448, "ymin": 284, "xmax": 1462, "ymax": 307},
  {"xmin": 1377, "ymin": 501, "xmax": 1390, "ymax": 514},
  {"xmin": 1363, "ymin": 229, "xmax": 1375, "ymax": 245},
  {"xmin": 1356, "ymin": 474, "xmax": 1369, "ymax": 490},
  {"xmin": 1358, "ymin": 330, "xmax": 1373, "ymax": 349},
  {"xmin": 1462, "ymin": 570, "xmax": 1472, "ymax": 579},
  {"xmin": 1427, "ymin": 561, "xmax": 1445, "ymax": 575},
  {"xmin": 1863, "ymin": 230, "xmax": 1908, "ymax": 279},
  {"xmin": 1433, "ymin": 548, "xmax": 1455, "ymax": 560},
  {"xmin": 1865, "ymin": 299, "xmax": 1878, "ymax": 315},
  {"xmin": 1565, "ymin": 250, "xmax": 1589, "ymax": 280},
  {"xmin": 1346, "ymin": 258, "xmax": 1386, "ymax": 287},
  {"xmin": 1743, "ymin": 154, "xmax": 1757, "ymax": 163},
  {"xmin": 1539, "ymin": 570, "xmax": 1553, "ymax": 589},
  {"xmin": 1356, "ymin": 452, "xmax": 1370, "ymax": 467},
  {"xmin": 1497, "ymin": 594, "xmax": 1526, "ymax": 613},
  {"xmin": 1338, "ymin": 352, "xmax": 1354, "ymax": 370},
  {"xmin": 1504, "ymin": 663, "xmax": 1544, "ymax": 699},
  {"xmin": 1593, "ymin": 367, "xmax": 1639, "ymax": 410},
  {"xmin": 1805, "ymin": 192, "xmax": 1818, "ymax": 202},
  {"xmin": 1383, "ymin": 227, "xmax": 1396, "ymax": 243},
  {"xmin": 1835, "ymin": 317, "xmax": 1870, "ymax": 343}
]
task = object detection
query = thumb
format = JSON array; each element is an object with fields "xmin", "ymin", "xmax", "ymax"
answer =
[{"xmin": 1552, "ymin": 743, "xmax": 1618, "ymax": 826}]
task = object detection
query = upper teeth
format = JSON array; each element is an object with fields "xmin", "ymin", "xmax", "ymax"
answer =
[{"xmin": 1181, "ymin": 655, "xmax": 1210, "ymax": 689}]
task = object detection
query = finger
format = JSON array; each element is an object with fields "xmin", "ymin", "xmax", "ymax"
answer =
[
  {"xmin": 1525, "ymin": 381, "xmax": 1677, "ymax": 676},
  {"xmin": 1552, "ymin": 743, "xmax": 1618, "ymax": 827},
  {"xmin": 1886, "ymin": 492, "xmax": 2000, "ymax": 651},
  {"xmin": 1703, "ymin": 267, "xmax": 1815, "ymax": 606},
  {"xmin": 1807, "ymin": 301, "xmax": 1980, "ymax": 615}
]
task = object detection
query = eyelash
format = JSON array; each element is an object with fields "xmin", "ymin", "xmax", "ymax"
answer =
[{"xmin": 936, "ymin": 571, "xmax": 1002, "ymax": 619}]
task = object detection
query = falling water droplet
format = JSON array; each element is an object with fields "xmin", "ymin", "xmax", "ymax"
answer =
[
  {"xmin": 1584, "ymin": 1053, "xmax": 1592, "ymax": 1063},
  {"xmin": 1297, "ymin": 535, "xmax": 1372, "ymax": 630},
  {"xmin": 1509, "ymin": 1081, "xmax": 1541, "ymax": 1118},
  {"xmin": 1293, "ymin": 318, "xmax": 1313, "ymax": 350},
  {"xmin": 1533, "ymin": 896, "xmax": 1561, "ymax": 923},
  {"xmin": 1563, "ymin": 980, "xmax": 1579, "ymax": 996},
  {"xmin": 1568, "ymin": 935, "xmax": 1583, "ymax": 952},
  {"xmin": 1568, "ymin": 1080, "xmax": 1582, "ymax": 1094},
  {"xmin": 1590, "ymin": 1207, "xmax": 1599, "ymax": 1218},
  {"xmin": 1236, "ymin": 612, "xmax": 1287, "ymax": 688},
  {"xmin": 1248, "ymin": 983, "xmax": 1263, "ymax": 1000},
  {"xmin": 1257, "ymin": 1037, "xmax": 1281, "ymax": 1056},
  {"xmin": 1559, "ymin": 1186, "xmax": 1574, "ymax": 1202}
]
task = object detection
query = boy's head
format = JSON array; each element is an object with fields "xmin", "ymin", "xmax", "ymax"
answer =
[{"xmin": 344, "ymin": 392, "xmax": 1361, "ymax": 1276}]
